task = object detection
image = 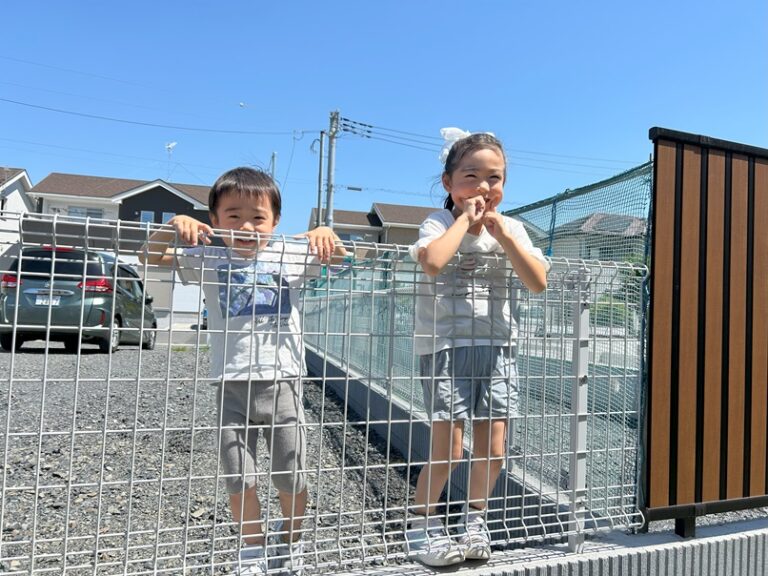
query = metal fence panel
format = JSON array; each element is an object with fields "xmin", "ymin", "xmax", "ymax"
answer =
[{"xmin": 0, "ymin": 213, "xmax": 645, "ymax": 574}]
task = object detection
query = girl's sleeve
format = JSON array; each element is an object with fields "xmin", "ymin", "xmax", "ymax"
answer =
[
  {"xmin": 408, "ymin": 211, "xmax": 448, "ymax": 262},
  {"xmin": 505, "ymin": 218, "xmax": 550, "ymax": 272}
]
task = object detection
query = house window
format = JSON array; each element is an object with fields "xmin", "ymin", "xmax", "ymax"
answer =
[
  {"xmin": 68, "ymin": 206, "xmax": 103, "ymax": 219},
  {"xmin": 140, "ymin": 211, "xmax": 155, "ymax": 223},
  {"xmin": 162, "ymin": 212, "xmax": 176, "ymax": 223}
]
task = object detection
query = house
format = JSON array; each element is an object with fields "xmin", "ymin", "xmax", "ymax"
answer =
[
  {"xmin": 550, "ymin": 212, "xmax": 646, "ymax": 262},
  {"xmin": 29, "ymin": 172, "xmax": 211, "ymax": 225},
  {"xmin": 0, "ymin": 167, "xmax": 34, "ymax": 254},
  {"xmin": 309, "ymin": 202, "xmax": 437, "ymax": 254},
  {"xmin": 28, "ymin": 173, "xmax": 213, "ymax": 335}
]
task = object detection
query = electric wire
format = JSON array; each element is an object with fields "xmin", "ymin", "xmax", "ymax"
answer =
[{"xmin": 0, "ymin": 97, "xmax": 319, "ymax": 136}]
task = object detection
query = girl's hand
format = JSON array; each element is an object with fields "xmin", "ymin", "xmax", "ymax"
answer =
[
  {"xmin": 297, "ymin": 226, "xmax": 338, "ymax": 263},
  {"xmin": 483, "ymin": 211, "xmax": 507, "ymax": 240},
  {"xmin": 167, "ymin": 215, "xmax": 214, "ymax": 246},
  {"xmin": 461, "ymin": 195, "xmax": 486, "ymax": 225}
]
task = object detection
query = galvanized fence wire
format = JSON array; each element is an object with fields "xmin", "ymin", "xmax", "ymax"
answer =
[
  {"xmin": 303, "ymin": 251, "xmax": 646, "ymax": 539},
  {"xmin": 0, "ymin": 213, "xmax": 646, "ymax": 575}
]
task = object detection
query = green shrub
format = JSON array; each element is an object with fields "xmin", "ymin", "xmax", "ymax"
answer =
[{"xmin": 592, "ymin": 300, "xmax": 629, "ymax": 327}]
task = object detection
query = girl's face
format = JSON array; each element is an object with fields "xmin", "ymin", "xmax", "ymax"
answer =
[{"xmin": 442, "ymin": 147, "xmax": 505, "ymax": 213}]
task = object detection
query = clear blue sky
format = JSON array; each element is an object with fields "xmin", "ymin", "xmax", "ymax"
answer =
[{"xmin": 2, "ymin": 1, "xmax": 766, "ymax": 235}]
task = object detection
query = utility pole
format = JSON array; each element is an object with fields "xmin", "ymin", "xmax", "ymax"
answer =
[
  {"xmin": 324, "ymin": 110, "xmax": 340, "ymax": 228},
  {"xmin": 269, "ymin": 152, "xmax": 278, "ymax": 179},
  {"xmin": 315, "ymin": 131, "xmax": 325, "ymax": 228}
]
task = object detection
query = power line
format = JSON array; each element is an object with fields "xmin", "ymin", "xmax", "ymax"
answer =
[
  {"xmin": 0, "ymin": 97, "xmax": 319, "ymax": 135},
  {"xmin": 341, "ymin": 117, "xmax": 442, "ymax": 141},
  {"xmin": 361, "ymin": 134, "xmax": 440, "ymax": 153},
  {"xmin": 0, "ymin": 80, "xmax": 215, "ymax": 121},
  {"xmin": 340, "ymin": 116, "xmax": 642, "ymax": 165},
  {"xmin": 337, "ymin": 182, "xmax": 526, "ymax": 210},
  {"xmin": 0, "ymin": 136, "xmax": 222, "ymax": 171},
  {"xmin": 0, "ymin": 55, "xmax": 166, "ymax": 91}
]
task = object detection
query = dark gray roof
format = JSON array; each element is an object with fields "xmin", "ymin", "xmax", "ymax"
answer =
[{"xmin": 31, "ymin": 172, "xmax": 210, "ymax": 204}]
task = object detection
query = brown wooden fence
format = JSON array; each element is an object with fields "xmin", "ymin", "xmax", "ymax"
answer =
[{"xmin": 644, "ymin": 127, "xmax": 768, "ymax": 536}]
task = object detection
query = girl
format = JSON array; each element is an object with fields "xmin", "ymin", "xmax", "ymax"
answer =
[{"xmin": 406, "ymin": 129, "xmax": 548, "ymax": 566}]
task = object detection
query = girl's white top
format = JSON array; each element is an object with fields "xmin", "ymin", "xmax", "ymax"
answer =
[{"xmin": 408, "ymin": 209, "xmax": 548, "ymax": 356}]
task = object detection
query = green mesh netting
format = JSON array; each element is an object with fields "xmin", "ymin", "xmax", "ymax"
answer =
[{"xmin": 504, "ymin": 162, "xmax": 652, "ymax": 265}]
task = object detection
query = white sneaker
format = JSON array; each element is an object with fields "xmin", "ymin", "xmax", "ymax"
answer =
[
  {"xmin": 457, "ymin": 508, "xmax": 491, "ymax": 560},
  {"xmin": 405, "ymin": 515, "xmax": 465, "ymax": 567},
  {"xmin": 269, "ymin": 520, "xmax": 305, "ymax": 576},
  {"xmin": 236, "ymin": 545, "xmax": 268, "ymax": 575}
]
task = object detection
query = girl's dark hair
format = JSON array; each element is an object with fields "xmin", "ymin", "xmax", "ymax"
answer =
[
  {"xmin": 208, "ymin": 167, "xmax": 281, "ymax": 219},
  {"xmin": 442, "ymin": 133, "xmax": 506, "ymax": 211}
]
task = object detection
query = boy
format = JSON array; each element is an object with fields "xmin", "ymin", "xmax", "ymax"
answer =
[{"xmin": 141, "ymin": 167, "xmax": 345, "ymax": 575}]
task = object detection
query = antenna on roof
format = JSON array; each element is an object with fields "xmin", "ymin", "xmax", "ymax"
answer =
[{"xmin": 165, "ymin": 142, "xmax": 177, "ymax": 181}]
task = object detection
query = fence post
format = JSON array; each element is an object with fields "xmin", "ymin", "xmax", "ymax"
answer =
[{"xmin": 568, "ymin": 266, "xmax": 591, "ymax": 552}]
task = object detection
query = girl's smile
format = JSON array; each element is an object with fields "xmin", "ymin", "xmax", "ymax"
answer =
[{"xmin": 442, "ymin": 148, "xmax": 506, "ymax": 214}]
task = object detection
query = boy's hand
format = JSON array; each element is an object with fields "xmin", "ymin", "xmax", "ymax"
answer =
[
  {"xmin": 297, "ymin": 226, "xmax": 339, "ymax": 263},
  {"xmin": 167, "ymin": 215, "xmax": 214, "ymax": 246}
]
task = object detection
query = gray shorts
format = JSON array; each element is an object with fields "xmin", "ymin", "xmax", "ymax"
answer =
[
  {"xmin": 419, "ymin": 346, "xmax": 519, "ymax": 420},
  {"xmin": 217, "ymin": 379, "xmax": 306, "ymax": 495}
]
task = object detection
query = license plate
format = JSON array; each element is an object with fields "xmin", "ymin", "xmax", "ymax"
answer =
[{"xmin": 35, "ymin": 295, "xmax": 61, "ymax": 306}]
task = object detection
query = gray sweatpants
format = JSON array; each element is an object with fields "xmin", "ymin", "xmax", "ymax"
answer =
[{"xmin": 217, "ymin": 379, "xmax": 306, "ymax": 494}]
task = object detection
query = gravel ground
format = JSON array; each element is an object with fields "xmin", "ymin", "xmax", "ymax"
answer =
[
  {"xmin": 0, "ymin": 342, "xmax": 412, "ymax": 575},
  {"xmin": 1, "ymin": 341, "xmax": 763, "ymax": 575}
]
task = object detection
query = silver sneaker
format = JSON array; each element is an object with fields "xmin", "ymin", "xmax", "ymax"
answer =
[
  {"xmin": 236, "ymin": 545, "xmax": 268, "ymax": 575},
  {"xmin": 406, "ymin": 515, "xmax": 465, "ymax": 567},
  {"xmin": 457, "ymin": 509, "xmax": 491, "ymax": 560},
  {"xmin": 269, "ymin": 520, "xmax": 305, "ymax": 576}
]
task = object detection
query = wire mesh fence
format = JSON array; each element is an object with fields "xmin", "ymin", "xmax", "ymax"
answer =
[
  {"xmin": 504, "ymin": 161, "xmax": 652, "ymax": 264},
  {"xmin": 0, "ymin": 213, "xmax": 645, "ymax": 575}
]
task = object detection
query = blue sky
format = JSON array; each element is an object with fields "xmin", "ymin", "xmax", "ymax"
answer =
[{"xmin": 2, "ymin": 1, "xmax": 766, "ymax": 235}]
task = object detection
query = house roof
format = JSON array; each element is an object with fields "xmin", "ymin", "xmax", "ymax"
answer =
[
  {"xmin": 309, "ymin": 207, "xmax": 381, "ymax": 229},
  {"xmin": 1, "ymin": 168, "xmax": 26, "ymax": 186},
  {"xmin": 372, "ymin": 203, "xmax": 437, "ymax": 227},
  {"xmin": 554, "ymin": 213, "xmax": 647, "ymax": 237},
  {"xmin": 508, "ymin": 214, "xmax": 548, "ymax": 240},
  {"xmin": 31, "ymin": 172, "xmax": 210, "ymax": 205}
]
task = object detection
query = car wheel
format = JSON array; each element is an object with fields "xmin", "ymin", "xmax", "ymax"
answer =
[
  {"xmin": 0, "ymin": 334, "xmax": 21, "ymax": 351},
  {"xmin": 142, "ymin": 324, "xmax": 157, "ymax": 350},
  {"xmin": 99, "ymin": 317, "xmax": 121, "ymax": 353},
  {"xmin": 63, "ymin": 336, "xmax": 80, "ymax": 353}
]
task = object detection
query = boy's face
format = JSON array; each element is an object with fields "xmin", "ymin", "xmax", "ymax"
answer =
[{"xmin": 210, "ymin": 192, "xmax": 279, "ymax": 257}]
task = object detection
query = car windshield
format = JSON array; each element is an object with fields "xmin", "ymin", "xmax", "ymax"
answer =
[{"xmin": 10, "ymin": 249, "xmax": 103, "ymax": 279}]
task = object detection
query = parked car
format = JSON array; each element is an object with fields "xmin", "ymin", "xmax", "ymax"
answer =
[{"xmin": 0, "ymin": 247, "xmax": 157, "ymax": 353}]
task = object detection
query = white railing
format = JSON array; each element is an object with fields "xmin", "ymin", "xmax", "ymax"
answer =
[{"xmin": 0, "ymin": 213, "xmax": 646, "ymax": 574}]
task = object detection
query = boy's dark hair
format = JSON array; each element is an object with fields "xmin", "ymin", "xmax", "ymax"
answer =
[
  {"xmin": 442, "ymin": 133, "xmax": 506, "ymax": 211},
  {"xmin": 208, "ymin": 167, "xmax": 282, "ymax": 219}
]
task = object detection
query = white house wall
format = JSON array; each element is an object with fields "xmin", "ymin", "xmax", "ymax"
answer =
[
  {"xmin": 42, "ymin": 197, "xmax": 119, "ymax": 220},
  {"xmin": 0, "ymin": 180, "xmax": 32, "ymax": 254}
]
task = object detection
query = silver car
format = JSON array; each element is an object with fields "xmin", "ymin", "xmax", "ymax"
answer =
[{"xmin": 0, "ymin": 247, "xmax": 157, "ymax": 353}]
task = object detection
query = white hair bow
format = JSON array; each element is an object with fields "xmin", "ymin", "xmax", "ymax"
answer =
[
  {"xmin": 439, "ymin": 127, "xmax": 471, "ymax": 164},
  {"xmin": 438, "ymin": 127, "xmax": 495, "ymax": 164}
]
